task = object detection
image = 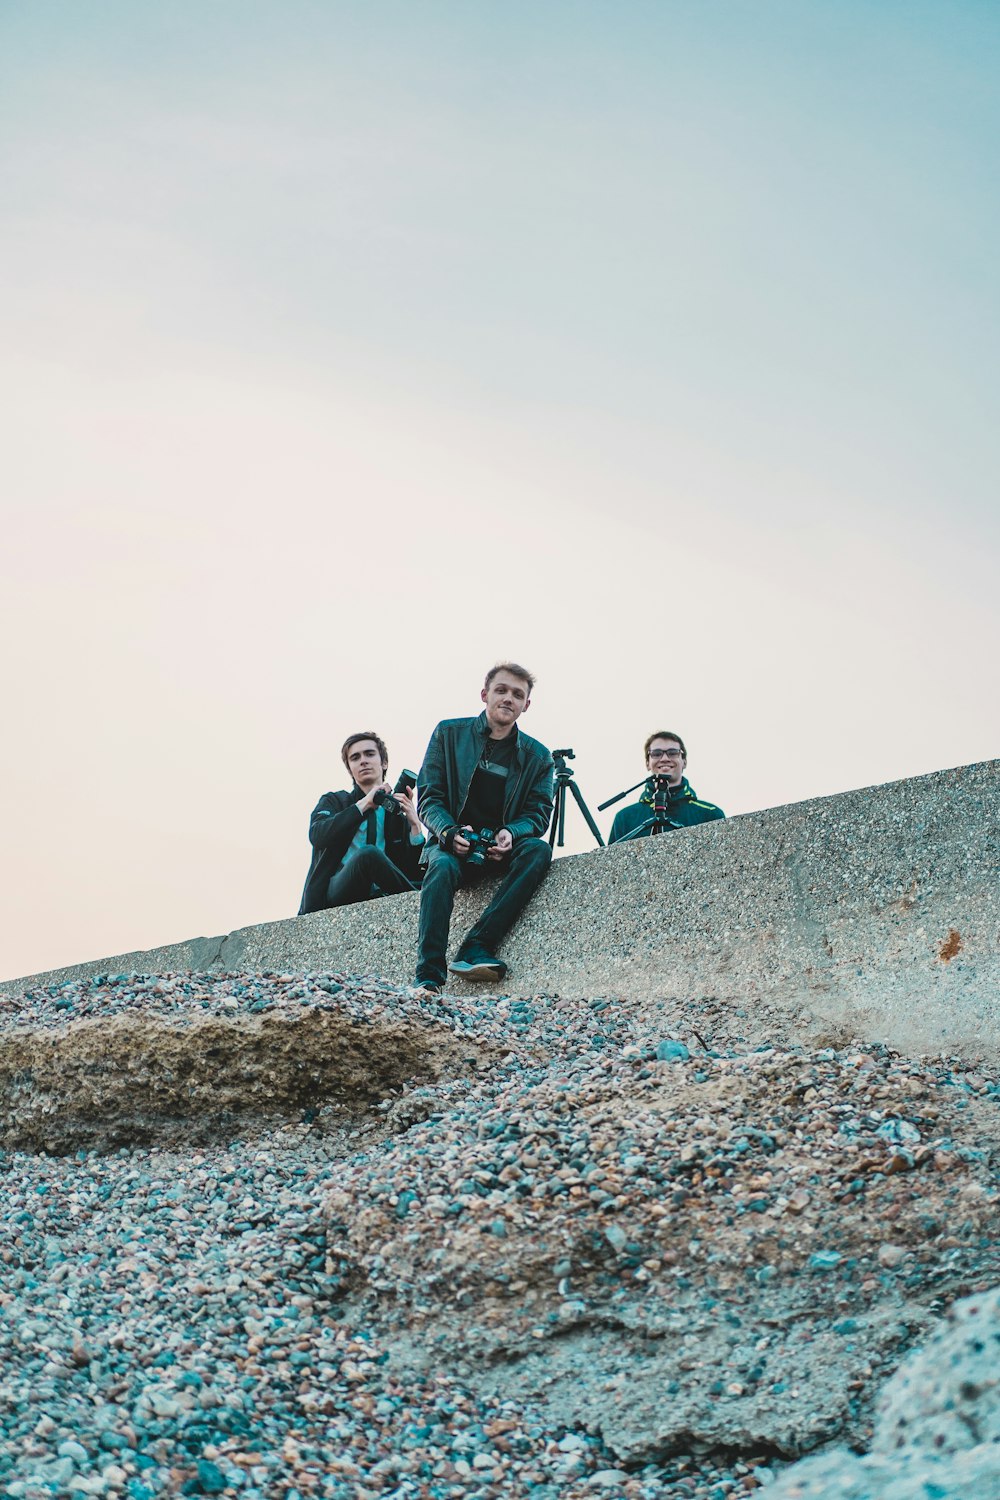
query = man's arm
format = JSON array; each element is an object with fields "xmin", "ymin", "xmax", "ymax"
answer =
[
  {"xmin": 387, "ymin": 787, "xmax": 425, "ymax": 878},
  {"xmin": 416, "ymin": 723, "xmax": 461, "ymax": 843},
  {"xmin": 696, "ymin": 802, "xmax": 725, "ymax": 822},
  {"xmin": 608, "ymin": 808, "xmax": 628, "ymax": 845},
  {"xmin": 502, "ymin": 752, "xmax": 554, "ymax": 842},
  {"xmin": 307, "ymin": 792, "xmax": 363, "ymax": 849}
]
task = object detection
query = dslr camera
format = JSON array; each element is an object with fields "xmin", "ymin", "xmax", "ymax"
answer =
[
  {"xmin": 372, "ymin": 768, "xmax": 417, "ymax": 819},
  {"xmin": 463, "ymin": 827, "xmax": 496, "ymax": 868}
]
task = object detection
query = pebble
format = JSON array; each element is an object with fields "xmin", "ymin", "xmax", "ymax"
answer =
[{"xmin": 1, "ymin": 967, "xmax": 998, "ymax": 1499}]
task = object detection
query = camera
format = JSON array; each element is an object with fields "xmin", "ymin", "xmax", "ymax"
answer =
[
  {"xmin": 463, "ymin": 827, "xmax": 496, "ymax": 867},
  {"xmin": 373, "ymin": 768, "xmax": 417, "ymax": 818}
]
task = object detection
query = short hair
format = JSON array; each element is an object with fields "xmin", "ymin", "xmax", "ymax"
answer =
[
  {"xmin": 341, "ymin": 731, "xmax": 389, "ymax": 777},
  {"xmin": 644, "ymin": 730, "xmax": 687, "ymax": 761},
  {"xmin": 484, "ymin": 661, "xmax": 536, "ymax": 693}
]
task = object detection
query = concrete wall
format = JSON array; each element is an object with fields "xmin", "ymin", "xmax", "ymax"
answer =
[{"xmin": 4, "ymin": 760, "xmax": 998, "ymax": 1061}]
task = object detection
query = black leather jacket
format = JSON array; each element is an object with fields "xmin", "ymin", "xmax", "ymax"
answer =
[
  {"xmin": 298, "ymin": 788, "xmax": 423, "ymax": 915},
  {"xmin": 417, "ymin": 712, "xmax": 554, "ymax": 849}
]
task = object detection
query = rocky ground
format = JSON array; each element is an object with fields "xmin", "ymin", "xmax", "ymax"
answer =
[{"xmin": 1, "ymin": 970, "xmax": 998, "ymax": 1499}]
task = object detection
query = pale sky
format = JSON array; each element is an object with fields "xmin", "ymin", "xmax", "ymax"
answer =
[{"xmin": 2, "ymin": 2, "xmax": 998, "ymax": 982}]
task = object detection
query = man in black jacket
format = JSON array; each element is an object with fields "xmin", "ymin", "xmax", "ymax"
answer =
[
  {"xmin": 414, "ymin": 663, "xmax": 554, "ymax": 992},
  {"xmin": 298, "ymin": 732, "xmax": 424, "ymax": 915}
]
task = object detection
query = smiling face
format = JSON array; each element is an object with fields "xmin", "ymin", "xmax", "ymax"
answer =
[
  {"xmin": 646, "ymin": 735, "xmax": 686, "ymax": 786},
  {"xmin": 481, "ymin": 671, "xmax": 531, "ymax": 737},
  {"xmin": 344, "ymin": 737, "xmax": 386, "ymax": 791}
]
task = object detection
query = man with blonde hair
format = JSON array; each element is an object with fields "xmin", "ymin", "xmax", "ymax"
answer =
[{"xmin": 414, "ymin": 663, "xmax": 554, "ymax": 992}]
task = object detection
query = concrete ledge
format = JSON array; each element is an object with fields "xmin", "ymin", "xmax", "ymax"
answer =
[{"xmin": 4, "ymin": 760, "xmax": 997, "ymax": 1061}]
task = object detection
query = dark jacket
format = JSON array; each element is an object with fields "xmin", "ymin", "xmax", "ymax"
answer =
[
  {"xmin": 417, "ymin": 712, "xmax": 554, "ymax": 850},
  {"xmin": 609, "ymin": 776, "xmax": 724, "ymax": 845},
  {"xmin": 298, "ymin": 788, "xmax": 424, "ymax": 915}
]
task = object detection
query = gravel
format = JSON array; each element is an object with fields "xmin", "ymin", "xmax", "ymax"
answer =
[{"xmin": 2, "ymin": 968, "xmax": 998, "ymax": 1498}]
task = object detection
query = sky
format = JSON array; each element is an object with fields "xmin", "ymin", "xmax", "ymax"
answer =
[{"xmin": 2, "ymin": 1, "xmax": 998, "ymax": 982}]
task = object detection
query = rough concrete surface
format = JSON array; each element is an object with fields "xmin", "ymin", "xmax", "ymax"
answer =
[
  {"xmin": 4, "ymin": 760, "xmax": 998, "ymax": 1064},
  {"xmin": 760, "ymin": 1286, "xmax": 1000, "ymax": 1497}
]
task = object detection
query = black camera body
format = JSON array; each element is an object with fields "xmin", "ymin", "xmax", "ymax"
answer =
[
  {"xmin": 463, "ymin": 826, "xmax": 496, "ymax": 867},
  {"xmin": 373, "ymin": 768, "xmax": 417, "ymax": 818}
]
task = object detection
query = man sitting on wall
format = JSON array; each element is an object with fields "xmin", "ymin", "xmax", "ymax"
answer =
[
  {"xmin": 609, "ymin": 730, "xmax": 724, "ymax": 844},
  {"xmin": 413, "ymin": 662, "xmax": 554, "ymax": 993},
  {"xmin": 298, "ymin": 732, "xmax": 424, "ymax": 915}
]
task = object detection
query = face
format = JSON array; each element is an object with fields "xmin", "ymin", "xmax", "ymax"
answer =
[
  {"xmin": 345, "ymin": 739, "xmax": 386, "ymax": 790},
  {"xmin": 646, "ymin": 736, "xmax": 685, "ymax": 786},
  {"xmin": 481, "ymin": 672, "xmax": 531, "ymax": 735}
]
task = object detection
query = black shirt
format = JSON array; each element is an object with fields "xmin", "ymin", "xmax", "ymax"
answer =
[{"xmin": 459, "ymin": 733, "xmax": 516, "ymax": 833}]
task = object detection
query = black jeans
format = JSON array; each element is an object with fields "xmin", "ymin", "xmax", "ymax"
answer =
[
  {"xmin": 325, "ymin": 846, "xmax": 415, "ymax": 908},
  {"xmin": 416, "ymin": 836, "xmax": 552, "ymax": 986}
]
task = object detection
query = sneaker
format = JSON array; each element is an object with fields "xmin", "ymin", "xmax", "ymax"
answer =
[
  {"xmin": 412, "ymin": 978, "xmax": 442, "ymax": 996},
  {"xmin": 448, "ymin": 953, "xmax": 507, "ymax": 982}
]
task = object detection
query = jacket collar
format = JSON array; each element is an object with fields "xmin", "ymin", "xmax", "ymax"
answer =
[{"xmin": 475, "ymin": 710, "xmax": 520, "ymax": 753}]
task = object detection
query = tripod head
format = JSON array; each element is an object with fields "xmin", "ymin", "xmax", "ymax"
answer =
[{"xmin": 552, "ymin": 747, "xmax": 576, "ymax": 778}]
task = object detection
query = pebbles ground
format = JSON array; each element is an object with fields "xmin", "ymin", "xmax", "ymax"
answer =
[{"xmin": 1, "ymin": 970, "xmax": 997, "ymax": 1499}]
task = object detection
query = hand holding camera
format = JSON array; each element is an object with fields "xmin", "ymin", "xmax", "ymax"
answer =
[
  {"xmin": 359, "ymin": 769, "xmax": 421, "ymax": 835},
  {"xmin": 451, "ymin": 826, "xmax": 512, "ymax": 865},
  {"xmin": 370, "ymin": 769, "xmax": 420, "ymax": 834},
  {"xmin": 462, "ymin": 827, "xmax": 496, "ymax": 867}
]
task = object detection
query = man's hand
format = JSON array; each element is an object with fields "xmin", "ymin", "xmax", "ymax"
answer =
[
  {"xmin": 487, "ymin": 828, "xmax": 513, "ymax": 861},
  {"xmin": 452, "ymin": 825, "xmax": 473, "ymax": 857},
  {"xmin": 394, "ymin": 786, "xmax": 422, "ymax": 835},
  {"xmin": 358, "ymin": 780, "xmax": 392, "ymax": 814}
]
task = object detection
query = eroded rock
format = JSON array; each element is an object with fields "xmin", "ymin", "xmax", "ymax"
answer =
[
  {"xmin": 324, "ymin": 1041, "xmax": 1000, "ymax": 1461},
  {"xmin": 760, "ymin": 1286, "xmax": 1000, "ymax": 1497},
  {"xmin": 0, "ymin": 975, "xmax": 497, "ymax": 1153}
]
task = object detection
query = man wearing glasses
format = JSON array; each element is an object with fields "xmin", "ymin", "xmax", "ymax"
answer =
[{"xmin": 608, "ymin": 731, "xmax": 724, "ymax": 844}]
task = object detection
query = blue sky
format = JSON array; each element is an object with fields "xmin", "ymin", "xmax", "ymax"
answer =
[{"xmin": 2, "ymin": 2, "xmax": 997, "ymax": 978}]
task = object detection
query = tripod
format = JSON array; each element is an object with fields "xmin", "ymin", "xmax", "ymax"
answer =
[
  {"xmin": 598, "ymin": 774, "xmax": 681, "ymax": 839},
  {"xmin": 548, "ymin": 748, "xmax": 605, "ymax": 850}
]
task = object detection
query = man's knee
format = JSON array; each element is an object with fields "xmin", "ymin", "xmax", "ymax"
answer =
[
  {"xmin": 349, "ymin": 846, "xmax": 393, "ymax": 881},
  {"xmin": 514, "ymin": 836, "xmax": 552, "ymax": 871},
  {"xmin": 423, "ymin": 846, "xmax": 463, "ymax": 889}
]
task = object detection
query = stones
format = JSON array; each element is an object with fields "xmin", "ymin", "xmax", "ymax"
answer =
[
  {"xmin": 657, "ymin": 1040, "xmax": 691, "ymax": 1062},
  {"xmin": 807, "ymin": 1251, "xmax": 842, "ymax": 1272},
  {"xmin": 0, "ymin": 968, "xmax": 998, "ymax": 1499}
]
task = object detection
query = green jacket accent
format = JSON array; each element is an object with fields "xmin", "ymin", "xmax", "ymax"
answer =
[
  {"xmin": 417, "ymin": 711, "xmax": 554, "ymax": 847},
  {"xmin": 608, "ymin": 776, "xmax": 724, "ymax": 844}
]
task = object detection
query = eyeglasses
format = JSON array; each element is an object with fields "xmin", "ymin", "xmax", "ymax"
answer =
[{"xmin": 648, "ymin": 748, "xmax": 683, "ymax": 760}]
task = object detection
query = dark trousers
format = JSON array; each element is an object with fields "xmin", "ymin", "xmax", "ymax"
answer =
[
  {"xmin": 416, "ymin": 836, "xmax": 552, "ymax": 985},
  {"xmin": 325, "ymin": 846, "xmax": 415, "ymax": 909}
]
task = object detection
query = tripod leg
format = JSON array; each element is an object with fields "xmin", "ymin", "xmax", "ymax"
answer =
[
  {"xmin": 568, "ymin": 779, "xmax": 606, "ymax": 848},
  {"xmin": 548, "ymin": 782, "xmax": 564, "ymax": 848}
]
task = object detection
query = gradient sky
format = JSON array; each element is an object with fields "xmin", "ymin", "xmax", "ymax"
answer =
[{"xmin": 2, "ymin": 1, "xmax": 998, "ymax": 982}]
